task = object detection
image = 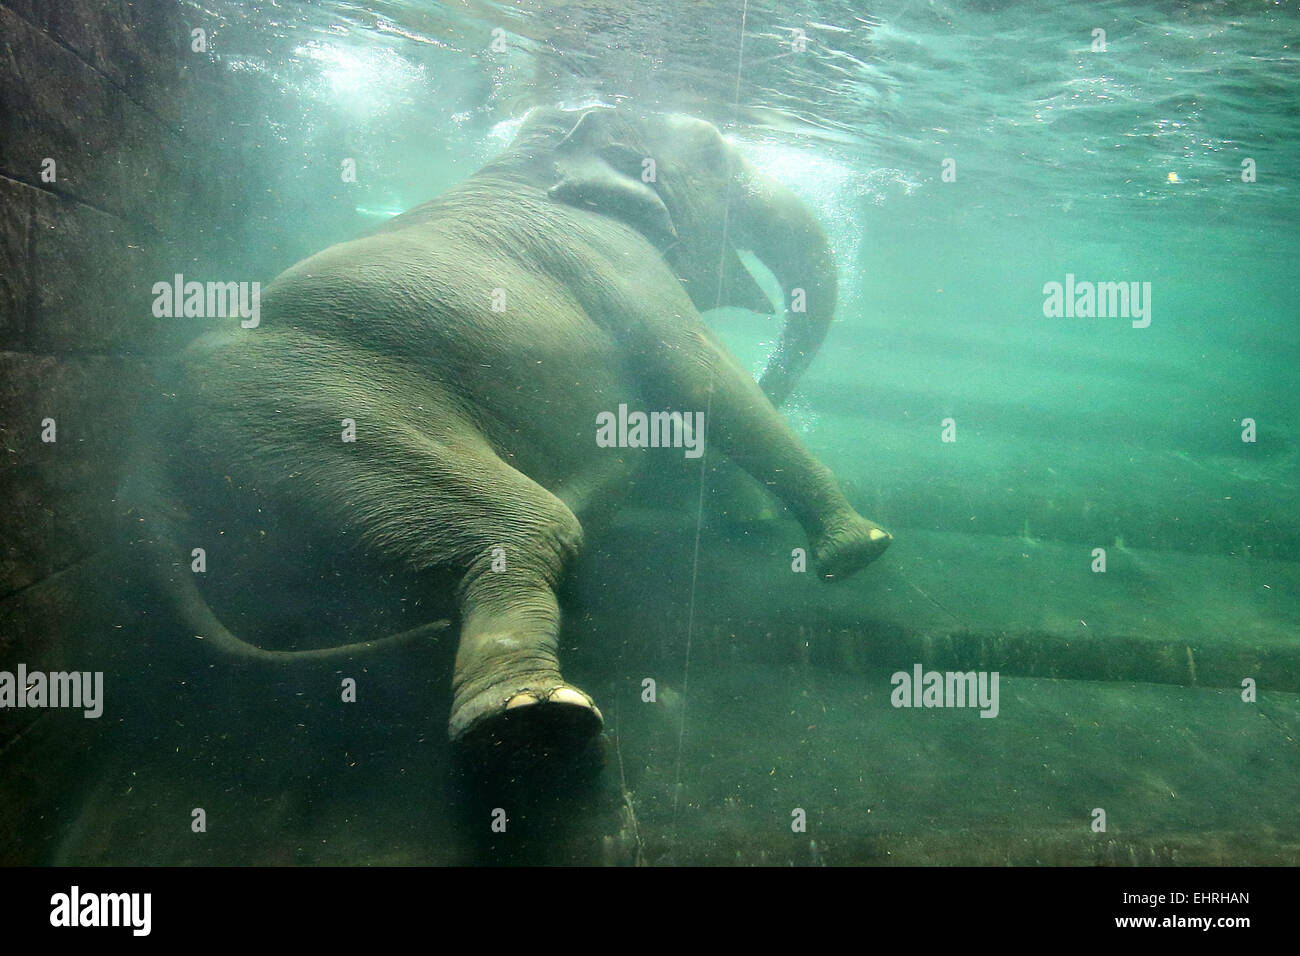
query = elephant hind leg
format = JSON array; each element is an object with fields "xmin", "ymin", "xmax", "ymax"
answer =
[
  {"xmin": 250, "ymin": 395, "xmax": 602, "ymax": 756},
  {"xmin": 433, "ymin": 446, "xmax": 604, "ymax": 758},
  {"xmin": 449, "ymin": 556, "xmax": 605, "ymax": 760}
]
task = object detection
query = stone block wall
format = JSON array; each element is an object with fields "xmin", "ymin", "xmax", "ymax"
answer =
[{"xmin": 0, "ymin": 0, "xmax": 358, "ymax": 861}]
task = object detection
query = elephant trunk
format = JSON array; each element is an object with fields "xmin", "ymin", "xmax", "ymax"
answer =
[{"xmin": 735, "ymin": 159, "xmax": 838, "ymax": 407}]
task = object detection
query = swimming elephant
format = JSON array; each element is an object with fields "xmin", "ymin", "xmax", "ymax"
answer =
[{"xmin": 126, "ymin": 106, "xmax": 892, "ymax": 760}]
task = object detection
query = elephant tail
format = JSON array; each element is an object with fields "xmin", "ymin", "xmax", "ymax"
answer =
[
  {"xmin": 158, "ymin": 554, "xmax": 450, "ymax": 663},
  {"xmin": 125, "ymin": 463, "xmax": 450, "ymax": 664}
]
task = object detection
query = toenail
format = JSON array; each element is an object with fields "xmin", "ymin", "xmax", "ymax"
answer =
[{"xmin": 548, "ymin": 687, "xmax": 589, "ymax": 707}]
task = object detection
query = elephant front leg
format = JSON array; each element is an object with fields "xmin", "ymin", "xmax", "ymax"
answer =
[{"xmin": 631, "ymin": 317, "xmax": 892, "ymax": 580}]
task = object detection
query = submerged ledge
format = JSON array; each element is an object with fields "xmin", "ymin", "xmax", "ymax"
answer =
[{"xmin": 573, "ymin": 514, "xmax": 1300, "ymax": 693}]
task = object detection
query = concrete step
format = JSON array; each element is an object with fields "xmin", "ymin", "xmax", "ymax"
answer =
[{"xmin": 572, "ymin": 515, "xmax": 1300, "ymax": 692}]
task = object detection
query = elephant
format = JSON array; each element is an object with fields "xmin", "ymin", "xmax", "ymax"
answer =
[{"xmin": 125, "ymin": 106, "xmax": 892, "ymax": 764}]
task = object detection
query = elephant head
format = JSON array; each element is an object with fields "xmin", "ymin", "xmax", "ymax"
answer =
[{"xmin": 501, "ymin": 106, "xmax": 838, "ymax": 407}]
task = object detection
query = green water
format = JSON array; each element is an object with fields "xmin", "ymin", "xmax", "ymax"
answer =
[{"xmin": 49, "ymin": 0, "xmax": 1300, "ymax": 865}]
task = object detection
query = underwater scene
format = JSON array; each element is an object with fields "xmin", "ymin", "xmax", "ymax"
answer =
[{"xmin": 0, "ymin": 0, "xmax": 1297, "ymax": 872}]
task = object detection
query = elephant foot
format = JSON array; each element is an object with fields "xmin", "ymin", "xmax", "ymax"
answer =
[
  {"xmin": 450, "ymin": 678, "xmax": 605, "ymax": 767},
  {"xmin": 814, "ymin": 514, "xmax": 893, "ymax": 581}
]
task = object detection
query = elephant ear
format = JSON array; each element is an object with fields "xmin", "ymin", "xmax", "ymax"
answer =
[{"xmin": 547, "ymin": 110, "xmax": 679, "ymax": 248}]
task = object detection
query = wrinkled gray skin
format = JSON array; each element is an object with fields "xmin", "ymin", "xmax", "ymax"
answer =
[{"xmin": 133, "ymin": 107, "xmax": 892, "ymax": 753}]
